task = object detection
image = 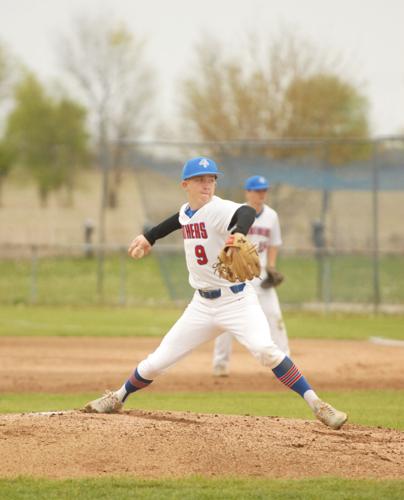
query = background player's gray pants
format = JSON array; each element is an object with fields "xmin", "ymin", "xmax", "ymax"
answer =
[{"xmin": 213, "ymin": 287, "xmax": 290, "ymax": 368}]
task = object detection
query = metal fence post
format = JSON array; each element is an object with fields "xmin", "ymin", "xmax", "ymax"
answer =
[
  {"xmin": 119, "ymin": 246, "xmax": 127, "ymax": 305},
  {"xmin": 320, "ymin": 142, "xmax": 331, "ymax": 311},
  {"xmin": 96, "ymin": 129, "xmax": 110, "ymax": 300},
  {"xmin": 323, "ymin": 253, "xmax": 332, "ymax": 312},
  {"xmin": 30, "ymin": 244, "xmax": 38, "ymax": 304},
  {"xmin": 372, "ymin": 142, "xmax": 381, "ymax": 313},
  {"xmin": 156, "ymin": 248, "xmax": 177, "ymax": 300},
  {"xmin": 96, "ymin": 245, "xmax": 105, "ymax": 302}
]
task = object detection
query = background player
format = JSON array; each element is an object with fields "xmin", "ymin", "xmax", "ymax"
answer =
[
  {"xmin": 84, "ymin": 157, "xmax": 347, "ymax": 430},
  {"xmin": 213, "ymin": 175, "xmax": 289, "ymax": 376}
]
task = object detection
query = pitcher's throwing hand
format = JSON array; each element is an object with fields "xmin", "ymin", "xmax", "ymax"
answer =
[{"xmin": 128, "ymin": 234, "xmax": 151, "ymax": 259}]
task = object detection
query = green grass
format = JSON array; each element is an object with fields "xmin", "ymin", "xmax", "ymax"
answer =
[
  {"xmin": 0, "ymin": 305, "xmax": 181, "ymax": 337},
  {"xmin": 1, "ymin": 253, "xmax": 404, "ymax": 306},
  {"xmin": 277, "ymin": 254, "xmax": 404, "ymax": 304},
  {"xmin": 284, "ymin": 311, "xmax": 404, "ymax": 340},
  {"xmin": 1, "ymin": 390, "xmax": 403, "ymax": 430},
  {"xmin": 1, "ymin": 477, "xmax": 403, "ymax": 500},
  {"xmin": 0, "ymin": 305, "xmax": 403, "ymax": 340},
  {"xmin": 0, "ymin": 254, "xmax": 170, "ymax": 306}
]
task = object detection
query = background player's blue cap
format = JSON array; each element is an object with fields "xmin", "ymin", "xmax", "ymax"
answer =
[
  {"xmin": 182, "ymin": 157, "xmax": 222, "ymax": 180},
  {"xmin": 244, "ymin": 175, "xmax": 270, "ymax": 191}
]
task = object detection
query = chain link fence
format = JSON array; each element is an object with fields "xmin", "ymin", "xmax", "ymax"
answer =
[
  {"xmin": 1, "ymin": 137, "xmax": 403, "ymax": 311},
  {"xmin": 1, "ymin": 243, "xmax": 403, "ymax": 312}
]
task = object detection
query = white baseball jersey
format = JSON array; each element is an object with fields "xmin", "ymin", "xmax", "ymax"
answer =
[
  {"xmin": 137, "ymin": 196, "xmax": 286, "ymax": 383},
  {"xmin": 247, "ymin": 204, "xmax": 282, "ymax": 281},
  {"xmin": 178, "ymin": 195, "xmax": 240, "ymax": 290}
]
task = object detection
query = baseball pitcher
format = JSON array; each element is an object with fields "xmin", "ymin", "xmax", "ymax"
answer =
[{"xmin": 84, "ymin": 157, "xmax": 347, "ymax": 430}]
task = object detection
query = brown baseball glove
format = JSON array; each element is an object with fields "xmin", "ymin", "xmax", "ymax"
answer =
[
  {"xmin": 260, "ymin": 267, "xmax": 285, "ymax": 289},
  {"xmin": 214, "ymin": 232, "xmax": 261, "ymax": 283}
]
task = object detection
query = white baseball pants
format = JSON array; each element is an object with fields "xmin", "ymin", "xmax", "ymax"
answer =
[{"xmin": 137, "ymin": 284, "xmax": 285, "ymax": 380}]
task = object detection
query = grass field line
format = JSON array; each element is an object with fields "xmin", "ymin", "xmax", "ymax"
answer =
[{"xmin": 369, "ymin": 336, "xmax": 404, "ymax": 347}]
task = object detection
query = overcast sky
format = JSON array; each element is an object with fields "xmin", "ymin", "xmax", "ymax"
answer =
[{"xmin": 1, "ymin": 0, "xmax": 403, "ymax": 136}]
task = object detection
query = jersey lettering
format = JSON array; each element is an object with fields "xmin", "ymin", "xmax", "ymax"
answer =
[
  {"xmin": 248, "ymin": 226, "xmax": 271, "ymax": 237},
  {"xmin": 182, "ymin": 222, "xmax": 208, "ymax": 240},
  {"xmin": 200, "ymin": 222, "xmax": 208, "ymax": 238}
]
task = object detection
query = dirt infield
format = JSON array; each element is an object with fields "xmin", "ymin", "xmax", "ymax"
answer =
[
  {"xmin": 1, "ymin": 337, "xmax": 403, "ymax": 480},
  {"xmin": 0, "ymin": 337, "xmax": 402, "ymax": 393},
  {"xmin": 0, "ymin": 410, "xmax": 403, "ymax": 479}
]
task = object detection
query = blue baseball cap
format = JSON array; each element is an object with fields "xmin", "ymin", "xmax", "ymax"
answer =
[
  {"xmin": 244, "ymin": 175, "xmax": 269, "ymax": 191},
  {"xmin": 181, "ymin": 157, "xmax": 222, "ymax": 180}
]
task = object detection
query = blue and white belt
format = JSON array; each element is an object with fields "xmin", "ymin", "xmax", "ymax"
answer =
[{"xmin": 198, "ymin": 283, "xmax": 246, "ymax": 299}]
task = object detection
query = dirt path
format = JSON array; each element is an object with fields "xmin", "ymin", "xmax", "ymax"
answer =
[
  {"xmin": 0, "ymin": 337, "xmax": 402, "ymax": 393},
  {"xmin": 0, "ymin": 410, "xmax": 402, "ymax": 479}
]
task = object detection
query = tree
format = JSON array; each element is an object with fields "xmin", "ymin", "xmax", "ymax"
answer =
[
  {"xmin": 182, "ymin": 33, "xmax": 322, "ymax": 140},
  {"xmin": 180, "ymin": 31, "xmax": 369, "ymax": 155},
  {"xmin": 181, "ymin": 40, "xmax": 269, "ymax": 144},
  {"xmin": 6, "ymin": 73, "xmax": 89, "ymax": 205},
  {"xmin": 53, "ymin": 96, "xmax": 91, "ymax": 202},
  {"xmin": 0, "ymin": 139, "xmax": 14, "ymax": 205},
  {"xmin": 282, "ymin": 73, "xmax": 369, "ymax": 163},
  {"xmin": 58, "ymin": 14, "xmax": 155, "ymax": 213},
  {"xmin": 0, "ymin": 40, "xmax": 17, "ymax": 105},
  {"xmin": 283, "ymin": 73, "xmax": 369, "ymax": 138},
  {"xmin": 0, "ymin": 40, "xmax": 20, "ymax": 195}
]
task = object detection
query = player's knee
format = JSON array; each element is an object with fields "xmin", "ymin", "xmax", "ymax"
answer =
[
  {"xmin": 137, "ymin": 357, "xmax": 163, "ymax": 380},
  {"xmin": 251, "ymin": 345, "xmax": 284, "ymax": 369},
  {"xmin": 269, "ymin": 316, "xmax": 285, "ymax": 332}
]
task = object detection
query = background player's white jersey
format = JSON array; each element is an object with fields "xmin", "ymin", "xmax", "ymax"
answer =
[
  {"xmin": 247, "ymin": 204, "xmax": 282, "ymax": 282},
  {"xmin": 178, "ymin": 196, "xmax": 240, "ymax": 290}
]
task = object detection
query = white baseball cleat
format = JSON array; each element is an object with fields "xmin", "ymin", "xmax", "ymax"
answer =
[
  {"xmin": 84, "ymin": 390, "xmax": 123, "ymax": 414},
  {"xmin": 212, "ymin": 363, "xmax": 229, "ymax": 377},
  {"xmin": 313, "ymin": 400, "xmax": 348, "ymax": 430}
]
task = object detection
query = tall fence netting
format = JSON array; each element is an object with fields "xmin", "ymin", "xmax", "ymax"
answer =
[{"xmin": 1, "ymin": 137, "xmax": 403, "ymax": 311}]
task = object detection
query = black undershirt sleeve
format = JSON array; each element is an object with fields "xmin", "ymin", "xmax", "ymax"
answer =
[
  {"xmin": 144, "ymin": 212, "xmax": 182, "ymax": 245},
  {"xmin": 227, "ymin": 205, "xmax": 256, "ymax": 235}
]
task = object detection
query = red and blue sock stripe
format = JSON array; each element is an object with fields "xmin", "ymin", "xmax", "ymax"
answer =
[
  {"xmin": 272, "ymin": 356, "xmax": 311, "ymax": 397},
  {"xmin": 123, "ymin": 367, "xmax": 153, "ymax": 401}
]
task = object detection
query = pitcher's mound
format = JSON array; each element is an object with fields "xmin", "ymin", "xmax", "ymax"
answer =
[{"xmin": 0, "ymin": 410, "xmax": 402, "ymax": 479}]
